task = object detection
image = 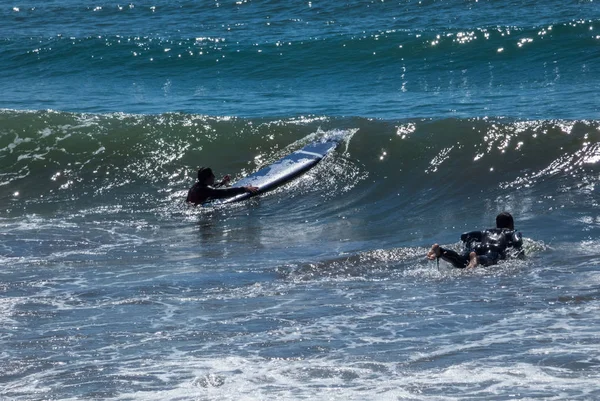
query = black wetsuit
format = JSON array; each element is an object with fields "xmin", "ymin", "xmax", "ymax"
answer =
[
  {"xmin": 186, "ymin": 183, "xmax": 248, "ymax": 205},
  {"xmin": 438, "ymin": 228, "xmax": 524, "ymax": 268}
]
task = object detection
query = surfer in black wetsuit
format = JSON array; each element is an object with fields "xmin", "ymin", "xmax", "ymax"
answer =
[
  {"xmin": 186, "ymin": 167, "xmax": 258, "ymax": 206},
  {"xmin": 426, "ymin": 212, "xmax": 524, "ymax": 269}
]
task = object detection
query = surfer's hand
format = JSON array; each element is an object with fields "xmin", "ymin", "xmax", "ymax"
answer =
[
  {"xmin": 244, "ymin": 186, "xmax": 259, "ymax": 193},
  {"xmin": 221, "ymin": 175, "xmax": 231, "ymax": 184}
]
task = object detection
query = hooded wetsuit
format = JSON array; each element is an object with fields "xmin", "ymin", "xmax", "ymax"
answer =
[{"xmin": 438, "ymin": 228, "xmax": 523, "ymax": 268}]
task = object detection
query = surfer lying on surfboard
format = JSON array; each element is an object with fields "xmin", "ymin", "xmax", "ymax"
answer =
[
  {"xmin": 186, "ymin": 167, "xmax": 258, "ymax": 206},
  {"xmin": 426, "ymin": 212, "xmax": 524, "ymax": 269}
]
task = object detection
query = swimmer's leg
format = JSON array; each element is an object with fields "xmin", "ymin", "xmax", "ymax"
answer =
[
  {"xmin": 439, "ymin": 247, "xmax": 470, "ymax": 268},
  {"xmin": 427, "ymin": 244, "xmax": 442, "ymax": 260}
]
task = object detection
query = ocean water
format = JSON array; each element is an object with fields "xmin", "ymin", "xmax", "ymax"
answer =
[{"xmin": 1, "ymin": 1, "xmax": 600, "ymax": 400}]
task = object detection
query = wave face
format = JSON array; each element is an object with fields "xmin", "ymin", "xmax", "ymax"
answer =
[
  {"xmin": 1, "ymin": 2, "xmax": 600, "ymax": 118},
  {"xmin": 2, "ymin": 110, "xmax": 599, "ymax": 240}
]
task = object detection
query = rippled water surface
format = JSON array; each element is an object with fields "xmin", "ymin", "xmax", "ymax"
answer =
[{"xmin": 2, "ymin": 1, "xmax": 600, "ymax": 399}]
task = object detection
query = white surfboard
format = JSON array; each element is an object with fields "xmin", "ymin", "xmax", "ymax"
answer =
[{"xmin": 213, "ymin": 139, "xmax": 339, "ymax": 204}]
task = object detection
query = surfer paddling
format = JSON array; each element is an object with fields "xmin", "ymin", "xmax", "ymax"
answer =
[
  {"xmin": 186, "ymin": 167, "xmax": 258, "ymax": 206},
  {"xmin": 427, "ymin": 212, "xmax": 524, "ymax": 269}
]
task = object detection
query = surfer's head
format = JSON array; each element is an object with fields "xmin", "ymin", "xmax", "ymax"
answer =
[
  {"xmin": 496, "ymin": 212, "xmax": 514, "ymax": 230},
  {"xmin": 197, "ymin": 167, "xmax": 215, "ymax": 185}
]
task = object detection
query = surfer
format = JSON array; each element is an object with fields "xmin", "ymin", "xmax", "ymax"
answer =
[
  {"xmin": 186, "ymin": 167, "xmax": 258, "ymax": 206},
  {"xmin": 426, "ymin": 212, "xmax": 524, "ymax": 268}
]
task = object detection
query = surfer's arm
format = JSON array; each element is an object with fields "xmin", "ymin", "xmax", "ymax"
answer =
[
  {"xmin": 205, "ymin": 185, "xmax": 258, "ymax": 199},
  {"xmin": 507, "ymin": 231, "xmax": 525, "ymax": 258},
  {"xmin": 511, "ymin": 231, "xmax": 523, "ymax": 248},
  {"xmin": 214, "ymin": 175, "xmax": 231, "ymax": 188},
  {"xmin": 205, "ymin": 186, "xmax": 247, "ymax": 199}
]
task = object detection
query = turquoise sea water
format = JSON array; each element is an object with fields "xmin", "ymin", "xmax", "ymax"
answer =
[
  {"xmin": 2, "ymin": 1, "xmax": 600, "ymax": 118},
  {"xmin": 2, "ymin": 2, "xmax": 600, "ymax": 400}
]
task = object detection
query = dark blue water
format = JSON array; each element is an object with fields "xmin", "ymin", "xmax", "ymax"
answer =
[
  {"xmin": 2, "ymin": 2, "xmax": 600, "ymax": 400},
  {"xmin": 2, "ymin": 1, "xmax": 600, "ymax": 118}
]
